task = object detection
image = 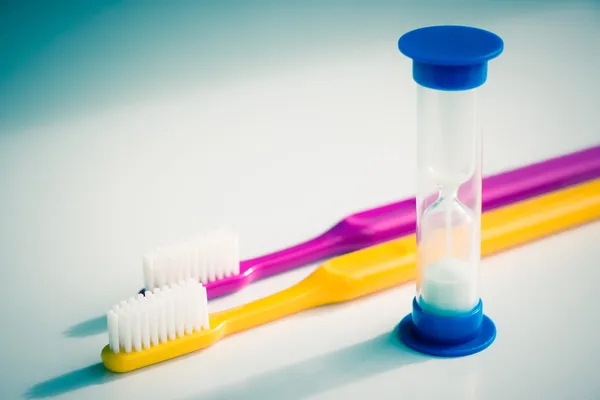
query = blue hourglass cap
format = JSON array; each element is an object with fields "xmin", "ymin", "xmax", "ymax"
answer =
[{"xmin": 398, "ymin": 25, "xmax": 504, "ymax": 91}]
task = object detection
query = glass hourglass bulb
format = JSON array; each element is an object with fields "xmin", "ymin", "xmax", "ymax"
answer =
[{"xmin": 417, "ymin": 184, "xmax": 479, "ymax": 315}]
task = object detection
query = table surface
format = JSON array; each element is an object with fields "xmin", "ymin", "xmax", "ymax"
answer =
[{"xmin": 1, "ymin": 1, "xmax": 600, "ymax": 399}]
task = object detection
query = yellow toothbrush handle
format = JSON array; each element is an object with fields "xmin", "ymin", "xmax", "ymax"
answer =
[
  {"xmin": 482, "ymin": 184, "xmax": 600, "ymax": 255},
  {"xmin": 210, "ymin": 275, "xmax": 326, "ymax": 336}
]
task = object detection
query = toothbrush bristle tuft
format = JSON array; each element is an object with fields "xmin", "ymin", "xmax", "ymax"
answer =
[
  {"xmin": 143, "ymin": 229, "xmax": 239, "ymax": 289},
  {"xmin": 107, "ymin": 279, "xmax": 209, "ymax": 354}
]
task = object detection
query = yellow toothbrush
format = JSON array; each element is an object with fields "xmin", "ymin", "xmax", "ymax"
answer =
[{"xmin": 102, "ymin": 179, "xmax": 600, "ymax": 372}]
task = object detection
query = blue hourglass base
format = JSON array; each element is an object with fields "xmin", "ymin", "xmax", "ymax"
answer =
[{"xmin": 397, "ymin": 297, "xmax": 496, "ymax": 357}]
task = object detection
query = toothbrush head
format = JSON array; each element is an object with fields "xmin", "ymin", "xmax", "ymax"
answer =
[
  {"xmin": 104, "ymin": 279, "xmax": 215, "ymax": 372},
  {"xmin": 142, "ymin": 228, "xmax": 239, "ymax": 290}
]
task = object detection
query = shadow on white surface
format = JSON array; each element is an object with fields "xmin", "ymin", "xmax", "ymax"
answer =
[
  {"xmin": 64, "ymin": 315, "xmax": 107, "ymax": 338},
  {"xmin": 186, "ymin": 327, "xmax": 427, "ymax": 400},
  {"xmin": 24, "ymin": 363, "xmax": 119, "ymax": 399}
]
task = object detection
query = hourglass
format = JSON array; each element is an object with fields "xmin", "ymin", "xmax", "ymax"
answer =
[
  {"xmin": 397, "ymin": 25, "xmax": 504, "ymax": 357},
  {"xmin": 417, "ymin": 86, "xmax": 481, "ymax": 316}
]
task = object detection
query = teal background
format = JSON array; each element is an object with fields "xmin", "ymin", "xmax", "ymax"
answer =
[{"xmin": 1, "ymin": 0, "xmax": 588, "ymax": 131}]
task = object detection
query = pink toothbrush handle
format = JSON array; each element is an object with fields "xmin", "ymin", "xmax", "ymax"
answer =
[{"xmin": 205, "ymin": 144, "xmax": 600, "ymax": 299}]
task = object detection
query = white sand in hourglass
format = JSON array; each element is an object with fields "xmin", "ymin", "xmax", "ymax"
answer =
[{"xmin": 421, "ymin": 257, "xmax": 479, "ymax": 315}]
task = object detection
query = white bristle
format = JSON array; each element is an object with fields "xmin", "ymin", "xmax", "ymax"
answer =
[
  {"xmin": 143, "ymin": 255, "xmax": 155, "ymax": 290},
  {"xmin": 140, "ymin": 297, "xmax": 151, "ymax": 349},
  {"xmin": 165, "ymin": 287, "xmax": 176, "ymax": 341},
  {"xmin": 107, "ymin": 310, "xmax": 120, "ymax": 353},
  {"xmin": 200, "ymin": 285, "xmax": 209, "ymax": 329},
  {"xmin": 230, "ymin": 235, "xmax": 240, "ymax": 277},
  {"xmin": 184, "ymin": 285, "xmax": 194, "ymax": 335},
  {"xmin": 182, "ymin": 242, "xmax": 192, "ymax": 280},
  {"xmin": 209, "ymin": 235, "xmax": 218, "ymax": 282},
  {"xmin": 198, "ymin": 240, "xmax": 208, "ymax": 283},
  {"xmin": 142, "ymin": 228, "xmax": 240, "ymax": 289},
  {"xmin": 131, "ymin": 308, "xmax": 142, "ymax": 352},
  {"xmin": 122, "ymin": 312, "xmax": 132, "ymax": 353},
  {"xmin": 174, "ymin": 283, "xmax": 185, "ymax": 338},
  {"xmin": 172, "ymin": 250, "xmax": 181, "ymax": 283},
  {"xmin": 106, "ymin": 280, "xmax": 209, "ymax": 354},
  {"xmin": 145, "ymin": 291, "xmax": 160, "ymax": 347},
  {"xmin": 158, "ymin": 293, "xmax": 168, "ymax": 344},
  {"xmin": 165, "ymin": 250, "xmax": 175, "ymax": 286}
]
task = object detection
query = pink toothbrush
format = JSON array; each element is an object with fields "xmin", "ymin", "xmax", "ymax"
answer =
[{"xmin": 142, "ymin": 145, "xmax": 600, "ymax": 299}]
